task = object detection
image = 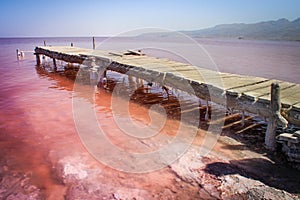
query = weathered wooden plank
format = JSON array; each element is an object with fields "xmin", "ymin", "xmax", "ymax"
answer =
[
  {"xmin": 280, "ymin": 85, "xmax": 300, "ymax": 98},
  {"xmin": 187, "ymin": 72, "xmax": 238, "ymax": 80},
  {"xmin": 259, "ymin": 82, "xmax": 298, "ymax": 101},
  {"xmin": 169, "ymin": 66, "xmax": 202, "ymax": 71},
  {"xmin": 163, "ymin": 61, "xmax": 190, "ymax": 67},
  {"xmin": 174, "ymin": 68, "xmax": 217, "ymax": 77},
  {"xmin": 227, "ymin": 80, "xmax": 277, "ymax": 96},
  {"xmin": 138, "ymin": 65, "xmax": 197, "ymax": 75},
  {"xmin": 145, "ymin": 65, "xmax": 176, "ymax": 73},
  {"xmin": 123, "ymin": 55, "xmax": 148, "ymax": 59},
  {"xmin": 203, "ymin": 76, "xmax": 267, "ymax": 91},
  {"xmin": 281, "ymin": 95, "xmax": 300, "ymax": 106},
  {"xmin": 117, "ymin": 60, "xmax": 167, "ymax": 68},
  {"xmin": 243, "ymin": 86, "xmax": 273, "ymax": 101},
  {"xmin": 181, "ymin": 69, "xmax": 241, "ymax": 82},
  {"xmin": 124, "ymin": 57, "xmax": 169, "ymax": 64},
  {"xmin": 142, "ymin": 63, "xmax": 192, "ymax": 70},
  {"xmin": 118, "ymin": 56, "xmax": 162, "ymax": 62},
  {"xmin": 117, "ymin": 61, "xmax": 144, "ymax": 68}
]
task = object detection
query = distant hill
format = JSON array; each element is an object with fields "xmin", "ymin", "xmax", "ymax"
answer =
[{"xmin": 139, "ymin": 18, "xmax": 300, "ymax": 41}]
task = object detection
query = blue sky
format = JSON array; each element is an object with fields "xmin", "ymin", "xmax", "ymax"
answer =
[{"xmin": 0, "ymin": 0, "xmax": 299, "ymax": 37}]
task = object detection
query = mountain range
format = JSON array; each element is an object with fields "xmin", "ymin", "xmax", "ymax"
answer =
[{"xmin": 140, "ymin": 18, "xmax": 300, "ymax": 41}]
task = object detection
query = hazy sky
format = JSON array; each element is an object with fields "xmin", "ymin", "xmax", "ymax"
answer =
[{"xmin": 0, "ymin": 0, "xmax": 299, "ymax": 37}]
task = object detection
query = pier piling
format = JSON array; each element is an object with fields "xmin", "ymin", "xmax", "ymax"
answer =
[
  {"xmin": 265, "ymin": 83, "xmax": 288, "ymax": 151},
  {"xmin": 16, "ymin": 49, "xmax": 20, "ymax": 59},
  {"xmin": 205, "ymin": 99, "xmax": 209, "ymax": 121},
  {"xmin": 35, "ymin": 54, "xmax": 41, "ymax": 65},
  {"xmin": 241, "ymin": 110, "xmax": 245, "ymax": 126},
  {"xmin": 93, "ymin": 37, "xmax": 96, "ymax": 50},
  {"xmin": 53, "ymin": 58, "xmax": 57, "ymax": 71}
]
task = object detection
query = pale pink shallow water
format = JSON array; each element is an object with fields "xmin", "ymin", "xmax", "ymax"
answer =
[{"xmin": 1, "ymin": 37, "xmax": 300, "ymax": 198}]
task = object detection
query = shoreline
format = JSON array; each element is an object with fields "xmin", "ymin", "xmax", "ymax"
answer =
[{"xmin": 1, "ymin": 128, "xmax": 299, "ymax": 199}]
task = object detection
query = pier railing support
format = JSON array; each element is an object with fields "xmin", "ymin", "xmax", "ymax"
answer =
[
  {"xmin": 16, "ymin": 49, "xmax": 21, "ymax": 59},
  {"xmin": 241, "ymin": 109, "xmax": 245, "ymax": 126},
  {"xmin": 93, "ymin": 37, "xmax": 96, "ymax": 50},
  {"xmin": 53, "ymin": 58, "xmax": 57, "ymax": 71},
  {"xmin": 265, "ymin": 83, "xmax": 288, "ymax": 151},
  {"xmin": 35, "ymin": 53, "xmax": 41, "ymax": 65},
  {"xmin": 205, "ymin": 99, "xmax": 209, "ymax": 121}
]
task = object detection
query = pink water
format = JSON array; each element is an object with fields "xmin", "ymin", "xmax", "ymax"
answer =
[{"xmin": 1, "ymin": 37, "xmax": 300, "ymax": 198}]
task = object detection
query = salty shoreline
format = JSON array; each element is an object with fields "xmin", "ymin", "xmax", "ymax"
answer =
[{"xmin": 1, "ymin": 126, "xmax": 300, "ymax": 199}]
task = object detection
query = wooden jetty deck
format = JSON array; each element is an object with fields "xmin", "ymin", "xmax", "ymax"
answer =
[{"xmin": 34, "ymin": 46, "xmax": 300, "ymax": 150}]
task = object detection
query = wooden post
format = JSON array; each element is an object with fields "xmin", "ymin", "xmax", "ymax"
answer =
[
  {"xmin": 71, "ymin": 43, "xmax": 73, "ymax": 47},
  {"xmin": 16, "ymin": 49, "xmax": 20, "ymax": 59},
  {"xmin": 241, "ymin": 110, "xmax": 245, "ymax": 126},
  {"xmin": 44, "ymin": 40, "xmax": 46, "ymax": 46},
  {"xmin": 205, "ymin": 99, "xmax": 209, "ymax": 121},
  {"xmin": 265, "ymin": 83, "xmax": 288, "ymax": 151},
  {"xmin": 35, "ymin": 54, "xmax": 41, "ymax": 65},
  {"xmin": 93, "ymin": 37, "xmax": 96, "ymax": 50},
  {"xmin": 53, "ymin": 58, "xmax": 57, "ymax": 71}
]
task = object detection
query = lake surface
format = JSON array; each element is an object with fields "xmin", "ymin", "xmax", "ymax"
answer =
[{"xmin": 0, "ymin": 37, "xmax": 300, "ymax": 198}]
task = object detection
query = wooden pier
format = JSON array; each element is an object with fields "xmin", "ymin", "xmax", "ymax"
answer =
[{"xmin": 34, "ymin": 45, "xmax": 300, "ymax": 150}]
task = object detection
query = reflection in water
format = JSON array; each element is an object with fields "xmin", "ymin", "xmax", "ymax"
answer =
[
  {"xmin": 37, "ymin": 62, "xmax": 214, "ymax": 127},
  {"xmin": 36, "ymin": 61, "xmax": 272, "ymax": 139}
]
